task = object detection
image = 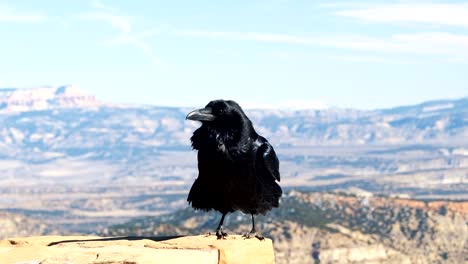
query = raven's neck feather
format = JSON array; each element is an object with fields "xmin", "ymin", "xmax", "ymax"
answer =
[{"xmin": 191, "ymin": 119, "xmax": 257, "ymax": 151}]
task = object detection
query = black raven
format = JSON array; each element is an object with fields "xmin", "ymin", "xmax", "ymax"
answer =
[{"xmin": 186, "ymin": 99, "xmax": 282, "ymax": 240}]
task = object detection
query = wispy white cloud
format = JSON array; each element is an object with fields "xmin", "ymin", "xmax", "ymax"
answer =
[
  {"xmin": 80, "ymin": 12, "xmax": 131, "ymax": 34},
  {"xmin": 90, "ymin": 0, "xmax": 116, "ymax": 12},
  {"xmin": 0, "ymin": 4, "xmax": 46, "ymax": 23},
  {"xmin": 178, "ymin": 3, "xmax": 468, "ymax": 63},
  {"xmin": 335, "ymin": 3, "xmax": 468, "ymax": 27},
  {"xmin": 330, "ymin": 54, "xmax": 413, "ymax": 65},
  {"xmin": 79, "ymin": 1, "xmax": 160, "ymax": 63},
  {"xmin": 179, "ymin": 30, "xmax": 320, "ymax": 44},
  {"xmin": 322, "ymin": 32, "xmax": 468, "ymax": 58},
  {"xmin": 180, "ymin": 30, "xmax": 468, "ymax": 63}
]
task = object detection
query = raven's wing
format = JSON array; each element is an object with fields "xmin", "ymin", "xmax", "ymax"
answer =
[{"xmin": 256, "ymin": 138, "xmax": 280, "ymax": 182}]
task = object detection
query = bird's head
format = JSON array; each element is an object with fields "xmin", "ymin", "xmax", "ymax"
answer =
[{"xmin": 186, "ymin": 99, "xmax": 247, "ymax": 127}]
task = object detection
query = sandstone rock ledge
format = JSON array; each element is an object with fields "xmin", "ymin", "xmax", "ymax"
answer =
[{"xmin": 0, "ymin": 235, "xmax": 275, "ymax": 264}]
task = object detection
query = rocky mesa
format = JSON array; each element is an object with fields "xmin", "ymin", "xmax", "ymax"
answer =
[{"xmin": 0, "ymin": 85, "xmax": 100, "ymax": 113}]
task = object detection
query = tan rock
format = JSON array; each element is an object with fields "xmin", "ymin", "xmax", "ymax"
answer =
[{"xmin": 0, "ymin": 235, "xmax": 275, "ymax": 264}]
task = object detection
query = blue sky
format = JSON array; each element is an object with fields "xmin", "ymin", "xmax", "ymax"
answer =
[{"xmin": 0, "ymin": 0, "xmax": 467, "ymax": 109}]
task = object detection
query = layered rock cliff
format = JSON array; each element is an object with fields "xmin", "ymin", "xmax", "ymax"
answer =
[{"xmin": 102, "ymin": 191, "xmax": 468, "ymax": 264}]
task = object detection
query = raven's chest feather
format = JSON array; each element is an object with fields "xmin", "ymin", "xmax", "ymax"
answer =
[
  {"xmin": 198, "ymin": 145, "xmax": 250, "ymax": 166},
  {"xmin": 197, "ymin": 142, "xmax": 255, "ymax": 180},
  {"xmin": 192, "ymin": 125, "xmax": 257, "ymax": 177}
]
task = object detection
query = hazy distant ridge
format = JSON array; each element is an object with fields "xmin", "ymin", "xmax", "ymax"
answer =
[
  {"xmin": 0, "ymin": 85, "xmax": 100, "ymax": 112},
  {"xmin": 0, "ymin": 86, "xmax": 466, "ymax": 189},
  {"xmin": 0, "ymin": 86, "xmax": 466, "ymax": 151}
]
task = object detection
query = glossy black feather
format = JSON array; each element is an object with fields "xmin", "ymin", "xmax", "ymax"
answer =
[{"xmin": 187, "ymin": 100, "xmax": 282, "ymax": 216}]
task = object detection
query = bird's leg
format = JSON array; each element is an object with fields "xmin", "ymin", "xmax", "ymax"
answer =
[
  {"xmin": 243, "ymin": 214, "xmax": 264, "ymax": 240},
  {"xmin": 215, "ymin": 213, "xmax": 228, "ymax": 239}
]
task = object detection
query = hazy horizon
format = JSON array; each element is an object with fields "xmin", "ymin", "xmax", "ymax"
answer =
[{"xmin": 1, "ymin": 84, "xmax": 466, "ymax": 111}]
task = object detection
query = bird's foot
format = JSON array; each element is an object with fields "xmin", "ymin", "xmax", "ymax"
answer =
[
  {"xmin": 216, "ymin": 230, "xmax": 228, "ymax": 239},
  {"xmin": 242, "ymin": 231, "xmax": 264, "ymax": 240},
  {"xmin": 215, "ymin": 228, "xmax": 228, "ymax": 240}
]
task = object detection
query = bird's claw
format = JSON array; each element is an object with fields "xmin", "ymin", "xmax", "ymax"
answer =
[
  {"xmin": 215, "ymin": 226, "xmax": 228, "ymax": 240},
  {"xmin": 216, "ymin": 230, "xmax": 228, "ymax": 240},
  {"xmin": 242, "ymin": 232, "xmax": 264, "ymax": 240}
]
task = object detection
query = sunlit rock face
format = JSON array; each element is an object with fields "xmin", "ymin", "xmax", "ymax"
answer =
[{"xmin": 0, "ymin": 235, "xmax": 274, "ymax": 264}]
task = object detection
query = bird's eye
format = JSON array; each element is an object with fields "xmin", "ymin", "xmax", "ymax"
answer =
[{"xmin": 219, "ymin": 109, "xmax": 225, "ymax": 114}]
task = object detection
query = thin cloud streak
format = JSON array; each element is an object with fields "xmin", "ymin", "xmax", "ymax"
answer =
[
  {"xmin": 330, "ymin": 55, "xmax": 414, "ymax": 65},
  {"xmin": 80, "ymin": 12, "xmax": 131, "ymax": 34},
  {"xmin": 79, "ymin": 1, "xmax": 161, "ymax": 63},
  {"xmin": 179, "ymin": 30, "xmax": 321, "ymax": 44},
  {"xmin": 0, "ymin": 4, "xmax": 46, "ymax": 23},
  {"xmin": 335, "ymin": 3, "xmax": 468, "ymax": 28},
  {"xmin": 90, "ymin": 0, "xmax": 117, "ymax": 12},
  {"xmin": 179, "ymin": 30, "xmax": 468, "ymax": 62}
]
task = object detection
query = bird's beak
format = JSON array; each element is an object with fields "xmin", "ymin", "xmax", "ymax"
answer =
[{"xmin": 186, "ymin": 107, "xmax": 216, "ymax": 121}]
